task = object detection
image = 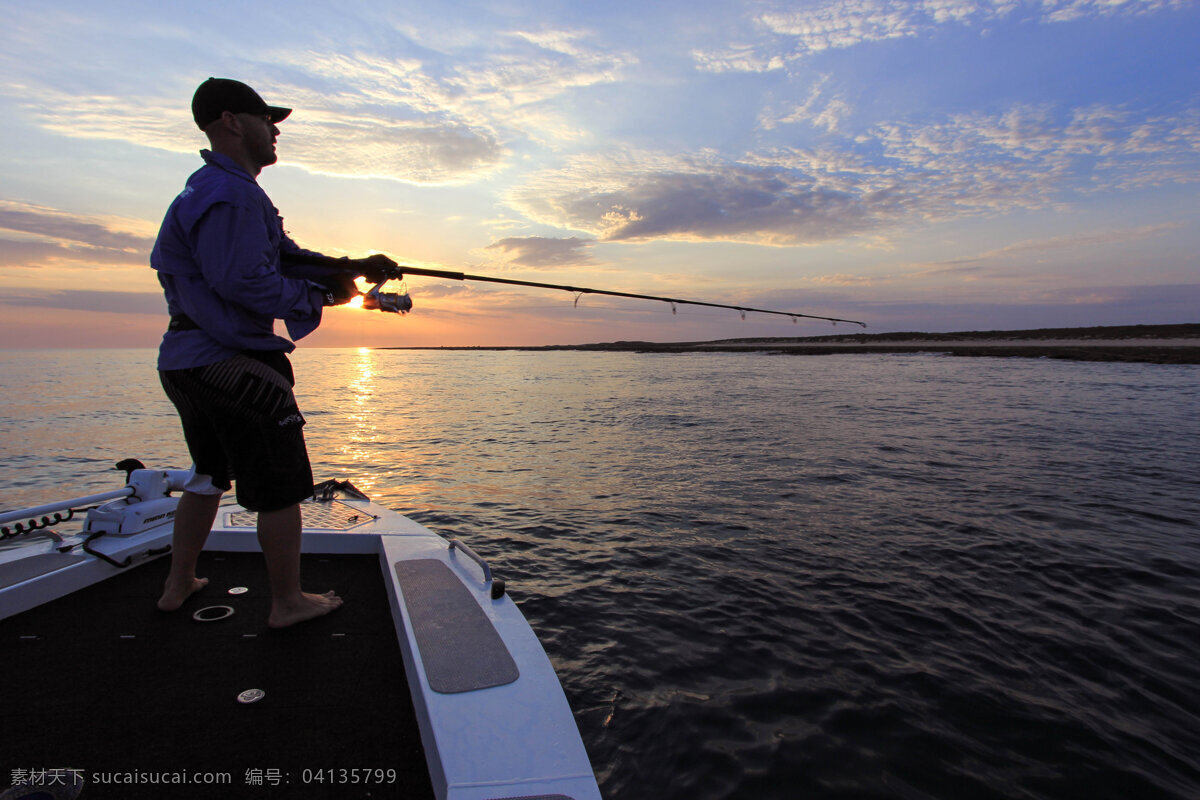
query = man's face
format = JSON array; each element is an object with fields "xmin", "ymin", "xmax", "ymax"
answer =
[{"xmin": 237, "ymin": 112, "xmax": 280, "ymax": 169}]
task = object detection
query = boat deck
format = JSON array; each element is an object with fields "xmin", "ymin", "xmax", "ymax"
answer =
[{"xmin": 1, "ymin": 550, "xmax": 434, "ymax": 799}]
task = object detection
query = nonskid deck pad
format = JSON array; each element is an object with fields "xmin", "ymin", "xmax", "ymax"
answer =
[
  {"xmin": 394, "ymin": 558, "xmax": 519, "ymax": 694},
  {"xmin": 225, "ymin": 499, "xmax": 377, "ymax": 531}
]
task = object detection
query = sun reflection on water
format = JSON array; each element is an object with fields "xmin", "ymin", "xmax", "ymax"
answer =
[{"xmin": 336, "ymin": 347, "xmax": 379, "ymax": 494}]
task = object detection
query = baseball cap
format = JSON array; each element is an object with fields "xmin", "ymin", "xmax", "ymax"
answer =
[{"xmin": 191, "ymin": 77, "xmax": 292, "ymax": 129}]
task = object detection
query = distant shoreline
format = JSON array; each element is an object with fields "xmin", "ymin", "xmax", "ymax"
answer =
[{"xmin": 380, "ymin": 323, "xmax": 1200, "ymax": 364}]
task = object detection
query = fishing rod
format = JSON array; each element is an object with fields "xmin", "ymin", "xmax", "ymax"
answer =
[{"xmin": 283, "ymin": 253, "xmax": 867, "ymax": 327}]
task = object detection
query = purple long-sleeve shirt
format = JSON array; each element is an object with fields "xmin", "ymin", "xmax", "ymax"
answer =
[{"xmin": 151, "ymin": 150, "xmax": 328, "ymax": 370}]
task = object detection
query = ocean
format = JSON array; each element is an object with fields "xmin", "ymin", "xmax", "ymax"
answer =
[{"xmin": 2, "ymin": 348, "xmax": 1198, "ymax": 799}]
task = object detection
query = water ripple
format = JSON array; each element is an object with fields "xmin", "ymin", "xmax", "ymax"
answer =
[{"xmin": 2, "ymin": 349, "xmax": 1198, "ymax": 799}]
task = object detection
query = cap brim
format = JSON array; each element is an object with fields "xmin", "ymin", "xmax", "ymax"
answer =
[{"xmin": 268, "ymin": 106, "xmax": 292, "ymax": 124}]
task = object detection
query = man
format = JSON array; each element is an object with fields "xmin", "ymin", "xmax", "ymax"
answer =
[{"xmin": 152, "ymin": 77, "xmax": 377, "ymax": 627}]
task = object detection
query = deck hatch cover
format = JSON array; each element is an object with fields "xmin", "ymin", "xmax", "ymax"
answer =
[
  {"xmin": 394, "ymin": 558, "xmax": 519, "ymax": 694},
  {"xmin": 227, "ymin": 500, "xmax": 375, "ymax": 531}
]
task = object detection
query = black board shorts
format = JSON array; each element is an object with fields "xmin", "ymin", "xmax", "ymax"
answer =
[{"xmin": 160, "ymin": 351, "xmax": 313, "ymax": 513}]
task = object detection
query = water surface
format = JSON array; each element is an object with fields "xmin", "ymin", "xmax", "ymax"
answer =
[{"xmin": 1, "ymin": 348, "xmax": 1197, "ymax": 799}]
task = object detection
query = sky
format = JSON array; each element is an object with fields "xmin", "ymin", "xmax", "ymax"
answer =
[{"xmin": 0, "ymin": 0, "xmax": 1197, "ymax": 348}]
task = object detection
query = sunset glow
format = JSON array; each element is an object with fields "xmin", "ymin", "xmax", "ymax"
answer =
[{"xmin": 1, "ymin": 1, "xmax": 1196, "ymax": 348}]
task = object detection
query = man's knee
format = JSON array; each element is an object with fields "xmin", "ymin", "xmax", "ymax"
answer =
[{"xmin": 181, "ymin": 469, "xmax": 227, "ymax": 496}]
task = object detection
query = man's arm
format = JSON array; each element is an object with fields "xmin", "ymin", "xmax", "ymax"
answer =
[
  {"xmin": 279, "ymin": 242, "xmax": 398, "ymax": 284},
  {"xmin": 193, "ymin": 202, "xmax": 327, "ymax": 321}
]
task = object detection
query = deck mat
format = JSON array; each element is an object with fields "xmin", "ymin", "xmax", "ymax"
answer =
[
  {"xmin": 394, "ymin": 559, "xmax": 519, "ymax": 694},
  {"xmin": 0, "ymin": 551, "xmax": 433, "ymax": 800},
  {"xmin": 226, "ymin": 500, "xmax": 377, "ymax": 531}
]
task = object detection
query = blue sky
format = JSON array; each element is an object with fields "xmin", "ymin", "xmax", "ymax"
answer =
[{"xmin": 0, "ymin": 0, "xmax": 1196, "ymax": 347}]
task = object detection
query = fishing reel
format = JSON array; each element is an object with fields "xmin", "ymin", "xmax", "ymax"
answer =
[{"xmin": 362, "ymin": 280, "xmax": 412, "ymax": 314}]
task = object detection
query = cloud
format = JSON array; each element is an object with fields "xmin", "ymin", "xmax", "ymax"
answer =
[
  {"xmin": 1041, "ymin": 0, "xmax": 1191, "ymax": 23},
  {"xmin": 691, "ymin": 44, "xmax": 785, "ymax": 74},
  {"xmin": 0, "ymin": 201, "xmax": 154, "ymax": 267},
  {"xmin": 13, "ymin": 82, "xmax": 508, "ymax": 186},
  {"xmin": 0, "ymin": 288, "xmax": 166, "ymax": 314},
  {"xmin": 285, "ymin": 28, "xmax": 635, "ymax": 177},
  {"xmin": 281, "ymin": 116, "xmax": 504, "ymax": 183},
  {"xmin": 0, "ymin": 237, "xmax": 149, "ymax": 268},
  {"xmin": 5, "ymin": 28, "xmax": 634, "ymax": 185},
  {"xmin": 0, "ymin": 202, "xmax": 152, "ymax": 251},
  {"xmin": 692, "ymin": 0, "xmax": 1001, "ymax": 71},
  {"xmin": 414, "ymin": 28, "xmax": 637, "ymax": 148},
  {"xmin": 696, "ymin": 0, "xmax": 1191, "ymax": 72},
  {"xmin": 807, "ymin": 273, "xmax": 881, "ymax": 286},
  {"xmin": 936, "ymin": 223, "xmax": 1184, "ymax": 267},
  {"xmin": 511, "ymin": 150, "xmax": 882, "ymax": 244},
  {"xmin": 786, "ymin": 222, "xmax": 1185, "ymax": 290},
  {"xmin": 751, "ymin": 282, "xmax": 1200, "ymax": 332},
  {"xmin": 873, "ymin": 104, "xmax": 1200, "ymax": 196},
  {"xmin": 485, "ymin": 236, "xmax": 596, "ymax": 267},
  {"xmin": 757, "ymin": 1, "xmax": 933, "ymax": 56},
  {"xmin": 759, "ymin": 74, "xmax": 852, "ymax": 133},
  {"xmin": 0, "ymin": 239, "xmax": 62, "ymax": 266},
  {"xmin": 510, "ymin": 102, "xmax": 1200, "ymax": 245}
]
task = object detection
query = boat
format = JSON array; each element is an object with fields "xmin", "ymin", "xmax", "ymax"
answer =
[{"xmin": 0, "ymin": 463, "xmax": 602, "ymax": 800}]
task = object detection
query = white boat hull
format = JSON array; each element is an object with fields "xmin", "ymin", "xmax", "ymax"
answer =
[{"xmin": 0, "ymin": 470, "xmax": 601, "ymax": 800}]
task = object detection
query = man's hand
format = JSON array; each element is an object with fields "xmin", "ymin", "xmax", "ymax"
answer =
[
  {"xmin": 356, "ymin": 253, "xmax": 399, "ymax": 283},
  {"xmin": 318, "ymin": 272, "xmax": 360, "ymax": 306}
]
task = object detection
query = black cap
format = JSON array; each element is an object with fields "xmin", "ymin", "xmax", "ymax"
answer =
[{"xmin": 191, "ymin": 77, "xmax": 292, "ymax": 129}]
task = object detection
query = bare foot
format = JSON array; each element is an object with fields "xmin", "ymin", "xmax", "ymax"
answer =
[
  {"xmin": 268, "ymin": 590, "xmax": 343, "ymax": 629},
  {"xmin": 157, "ymin": 577, "xmax": 209, "ymax": 611}
]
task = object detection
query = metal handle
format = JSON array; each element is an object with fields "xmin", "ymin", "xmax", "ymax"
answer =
[
  {"xmin": 448, "ymin": 538, "xmax": 506, "ymax": 599},
  {"xmin": 448, "ymin": 538, "xmax": 492, "ymax": 582},
  {"xmin": 0, "ymin": 487, "xmax": 133, "ymax": 527}
]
